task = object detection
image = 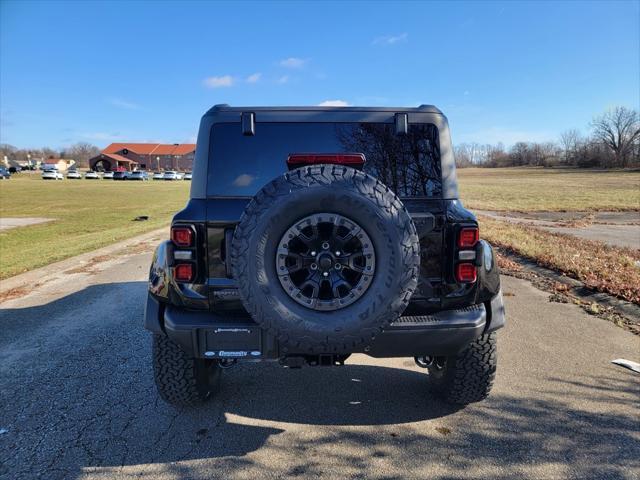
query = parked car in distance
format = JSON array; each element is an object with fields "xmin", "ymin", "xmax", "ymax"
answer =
[
  {"xmin": 102, "ymin": 171, "xmax": 114, "ymax": 179},
  {"xmin": 85, "ymin": 171, "xmax": 100, "ymax": 179},
  {"xmin": 42, "ymin": 170, "xmax": 63, "ymax": 180},
  {"xmin": 152, "ymin": 171, "xmax": 164, "ymax": 180},
  {"xmin": 113, "ymin": 171, "xmax": 129, "ymax": 180},
  {"xmin": 66, "ymin": 170, "xmax": 82, "ymax": 179},
  {"xmin": 183, "ymin": 172, "xmax": 192, "ymax": 180},
  {"xmin": 129, "ymin": 171, "xmax": 149, "ymax": 181},
  {"xmin": 163, "ymin": 170, "xmax": 179, "ymax": 180},
  {"xmin": 0, "ymin": 167, "xmax": 11, "ymax": 179}
]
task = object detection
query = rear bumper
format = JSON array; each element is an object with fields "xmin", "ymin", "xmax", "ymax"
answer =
[
  {"xmin": 366, "ymin": 305, "xmax": 487, "ymax": 357},
  {"xmin": 145, "ymin": 291, "xmax": 505, "ymax": 359}
]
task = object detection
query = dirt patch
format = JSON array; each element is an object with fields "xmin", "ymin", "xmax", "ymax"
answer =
[
  {"xmin": 0, "ymin": 286, "xmax": 32, "ymax": 303},
  {"xmin": 63, "ymin": 254, "xmax": 117, "ymax": 275},
  {"xmin": 0, "ymin": 217, "xmax": 54, "ymax": 231},
  {"xmin": 0, "ymin": 279, "xmax": 52, "ymax": 303},
  {"xmin": 62, "ymin": 244, "xmax": 155, "ymax": 275},
  {"xmin": 556, "ymin": 213, "xmax": 596, "ymax": 228},
  {"xmin": 125, "ymin": 242, "xmax": 155, "ymax": 255}
]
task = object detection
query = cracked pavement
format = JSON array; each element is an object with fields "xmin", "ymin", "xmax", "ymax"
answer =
[{"xmin": 0, "ymin": 248, "xmax": 639, "ymax": 479}]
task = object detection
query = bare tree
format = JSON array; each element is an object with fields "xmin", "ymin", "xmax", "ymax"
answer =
[
  {"xmin": 0, "ymin": 144, "xmax": 17, "ymax": 162},
  {"xmin": 41, "ymin": 147, "xmax": 58, "ymax": 159},
  {"xmin": 486, "ymin": 143, "xmax": 509, "ymax": 167},
  {"xmin": 454, "ymin": 144, "xmax": 472, "ymax": 167},
  {"xmin": 559, "ymin": 129, "xmax": 582, "ymax": 165},
  {"xmin": 67, "ymin": 142, "xmax": 100, "ymax": 168},
  {"xmin": 591, "ymin": 106, "xmax": 640, "ymax": 167},
  {"xmin": 338, "ymin": 123, "xmax": 441, "ymax": 196}
]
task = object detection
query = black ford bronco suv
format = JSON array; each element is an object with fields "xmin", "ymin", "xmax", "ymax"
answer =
[{"xmin": 144, "ymin": 105, "xmax": 505, "ymax": 407}]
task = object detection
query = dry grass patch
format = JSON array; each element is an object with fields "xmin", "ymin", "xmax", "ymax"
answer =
[
  {"xmin": 458, "ymin": 167, "xmax": 640, "ymax": 212},
  {"xmin": 479, "ymin": 216, "xmax": 640, "ymax": 304}
]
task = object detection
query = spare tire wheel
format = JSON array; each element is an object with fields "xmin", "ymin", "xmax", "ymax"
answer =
[{"xmin": 231, "ymin": 165, "xmax": 420, "ymax": 353}]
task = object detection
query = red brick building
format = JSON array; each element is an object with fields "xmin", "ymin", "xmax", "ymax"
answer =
[{"xmin": 89, "ymin": 143, "xmax": 196, "ymax": 171}]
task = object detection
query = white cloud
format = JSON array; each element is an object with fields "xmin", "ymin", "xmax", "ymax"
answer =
[
  {"xmin": 232, "ymin": 174, "xmax": 256, "ymax": 187},
  {"xmin": 279, "ymin": 57, "xmax": 307, "ymax": 68},
  {"xmin": 276, "ymin": 75, "xmax": 290, "ymax": 84},
  {"xmin": 317, "ymin": 100, "xmax": 351, "ymax": 107},
  {"xmin": 372, "ymin": 33, "xmax": 408, "ymax": 45},
  {"xmin": 108, "ymin": 97, "xmax": 141, "ymax": 110},
  {"xmin": 203, "ymin": 75, "xmax": 234, "ymax": 88},
  {"xmin": 246, "ymin": 73, "xmax": 262, "ymax": 83}
]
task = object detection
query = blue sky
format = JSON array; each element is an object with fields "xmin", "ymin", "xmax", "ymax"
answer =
[{"xmin": 1, "ymin": 0, "xmax": 638, "ymax": 149}]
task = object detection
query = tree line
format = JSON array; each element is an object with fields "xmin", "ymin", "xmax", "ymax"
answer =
[
  {"xmin": 0, "ymin": 142, "xmax": 100, "ymax": 168},
  {"xmin": 454, "ymin": 106, "xmax": 639, "ymax": 168},
  {"xmin": 2, "ymin": 106, "xmax": 638, "ymax": 171}
]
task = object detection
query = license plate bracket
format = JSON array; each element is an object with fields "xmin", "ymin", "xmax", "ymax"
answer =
[{"xmin": 201, "ymin": 326, "xmax": 262, "ymax": 359}]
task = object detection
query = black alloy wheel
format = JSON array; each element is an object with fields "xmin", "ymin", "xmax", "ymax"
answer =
[{"xmin": 276, "ymin": 213, "xmax": 376, "ymax": 311}]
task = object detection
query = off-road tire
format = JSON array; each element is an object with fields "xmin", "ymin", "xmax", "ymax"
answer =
[
  {"xmin": 428, "ymin": 333, "xmax": 497, "ymax": 405},
  {"xmin": 152, "ymin": 334, "xmax": 221, "ymax": 406},
  {"xmin": 231, "ymin": 164, "xmax": 420, "ymax": 354}
]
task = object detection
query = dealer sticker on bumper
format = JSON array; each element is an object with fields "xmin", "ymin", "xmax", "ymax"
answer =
[{"xmin": 204, "ymin": 350, "xmax": 261, "ymax": 358}]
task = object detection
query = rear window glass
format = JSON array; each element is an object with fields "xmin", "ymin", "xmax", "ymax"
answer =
[{"xmin": 207, "ymin": 122, "xmax": 441, "ymax": 197}]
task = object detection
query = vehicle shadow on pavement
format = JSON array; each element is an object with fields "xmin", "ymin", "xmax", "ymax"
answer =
[
  {"xmin": 219, "ymin": 360, "xmax": 463, "ymax": 426},
  {"xmin": 0, "ymin": 283, "xmax": 458, "ymax": 479},
  {"xmin": 1, "ymin": 284, "xmax": 638, "ymax": 479}
]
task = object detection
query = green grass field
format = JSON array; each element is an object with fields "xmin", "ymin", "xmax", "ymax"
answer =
[
  {"xmin": 458, "ymin": 167, "xmax": 640, "ymax": 212},
  {"xmin": 0, "ymin": 175, "xmax": 190, "ymax": 279},
  {"xmin": 1, "ymin": 168, "xmax": 638, "ymax": 282}
]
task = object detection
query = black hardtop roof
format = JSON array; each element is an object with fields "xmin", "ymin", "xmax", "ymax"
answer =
[
  {"xmin": 191, "ymin": 103, "xmax": 458, "ymax": 200},
  {"xmin": 205, "ymin": 104, "xmax": 443, "ymax": 116}
]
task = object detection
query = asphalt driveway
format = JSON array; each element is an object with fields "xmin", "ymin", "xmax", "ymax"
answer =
[{"xmin": 0, "ymin": 249, "xmax": 638, "ymax": 480}]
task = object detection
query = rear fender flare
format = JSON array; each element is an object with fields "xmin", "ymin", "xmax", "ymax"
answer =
[
  {"xmin": 476, "ymin": 240, "xmax": 505, "ymax": 332},
  {"xmin": 149, "ymin": 240, "xmax": 172, "ymax": 300},
  {"xmin": 144, "ymin": 241, "xmax": 172, "ymax": 334}
]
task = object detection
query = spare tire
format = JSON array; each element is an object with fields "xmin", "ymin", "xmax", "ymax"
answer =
[{"xmin": 231, "ymin": 164, "xmax": 420, "ymax": 353}]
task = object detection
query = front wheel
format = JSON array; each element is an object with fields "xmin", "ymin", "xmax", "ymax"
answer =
[
  {"xmin": 152, "ymin": 334, "xmax": 221, "ymax": 406},
  {"xmin": 426, "ymin": 333, "xmax": 497, "ymax": 405}
]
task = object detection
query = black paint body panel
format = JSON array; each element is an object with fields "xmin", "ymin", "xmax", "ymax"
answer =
[{"xmin": 144, "ymin": 105, "xmax": 505, "ymax": 360}]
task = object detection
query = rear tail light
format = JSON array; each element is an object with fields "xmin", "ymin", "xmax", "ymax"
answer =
[
  {"xmin": 173, "ymin": 263, "xmax": 194, "ymax": 282},
  {"xmin": 458, "ymin": 227, "xmax": 479, "ymax": 248},
  {"xmin": 456, "ymin": 263, "xmax": 477, "ymax": 283},
  {"xmin": 287, "ymin": 153, "xmax": 366, "ymax": 169},
  {"xmin": 171, "ymin": 226, "xmax": 193, "ymax": 247}
]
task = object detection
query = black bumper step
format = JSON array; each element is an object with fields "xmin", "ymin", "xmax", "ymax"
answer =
[
  {"xmin": 162, "ymin": 303, "xmax": 487, "ymax": 359},
  {"xmin": 389, "ymin": 304, "xmax": 485, "ymax": 329},
  {"xmin": 365, "ymin": 304, "xmax": 486, "ymax": 357}
]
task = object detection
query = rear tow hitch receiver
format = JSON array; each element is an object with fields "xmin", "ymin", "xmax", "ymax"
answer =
[
  {"xmin": 280, "ymin": 354, "xmax": 350, "ymax": 368},
  {"xmin": 219, "ymin": 359, "xmax": 238, "ymax": 369},
  {"xmin": 415, "ymin": 356, "xmax": 434, "ymax": 368}
]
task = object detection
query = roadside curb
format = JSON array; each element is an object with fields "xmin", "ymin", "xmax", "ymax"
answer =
[
  {"xmin": 0, "ymin": 227, "xmax": 167, "ymax": 300},
  {"xmin": 496, "ymin": 248, "xmax": 640, "ymax": 334}
]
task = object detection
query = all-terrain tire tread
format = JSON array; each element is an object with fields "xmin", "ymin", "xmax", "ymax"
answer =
[
  {"xmin": 432, "ymin": 333, "xmax": 497, "ymax": 405},
  {"xmin": 152, "ymin": 334, "xmax": 216, "ymax": 407},
  {"xmin": 231, "ymin": 165, "xmax": 419, "ymax": 353}
]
